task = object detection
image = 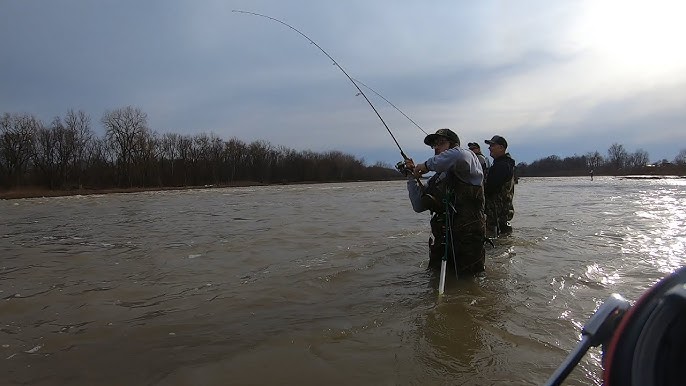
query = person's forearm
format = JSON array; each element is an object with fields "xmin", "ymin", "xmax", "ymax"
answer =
[{"xmin": 407, "ymin": 179, "xmax": 427, "ymax": 212}]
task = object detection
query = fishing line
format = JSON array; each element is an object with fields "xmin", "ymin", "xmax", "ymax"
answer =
[
  {"xmin": 351, "ymin": 78, "xmax": 428, "ymax": 136},
  {"xmin": 232, "ymin": 10, "xmax": 416, "ymax": 160}
]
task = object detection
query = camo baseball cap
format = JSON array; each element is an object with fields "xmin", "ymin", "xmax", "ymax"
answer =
[{"xmin": 424, "ymin": 128, "xmax": 460, "ymax": 147}]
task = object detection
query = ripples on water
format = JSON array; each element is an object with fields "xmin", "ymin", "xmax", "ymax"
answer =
[{"xmin": 1, "ymin": 177, "xmax": 685, "ymax": 385}]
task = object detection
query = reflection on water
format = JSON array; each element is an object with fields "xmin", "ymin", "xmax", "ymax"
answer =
[{"xmin": 1, "ymin": 177, "xmax": 685, "ymax": 385}]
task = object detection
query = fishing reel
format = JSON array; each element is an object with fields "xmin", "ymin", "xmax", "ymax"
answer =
[
  {"xmin": 396, "ymin": 161, "xmax": 413, "ymax": 177},
  {"xmin": 545, "ymin": 266, "xmax": 686, "ymax": 386}
]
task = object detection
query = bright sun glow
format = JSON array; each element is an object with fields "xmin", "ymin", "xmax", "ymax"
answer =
[{"xmin": 575, "ymin": 0, "xmax": 686, "ymax": 80}]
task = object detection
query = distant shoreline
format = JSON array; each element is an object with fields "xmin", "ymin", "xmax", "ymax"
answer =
[
  {"xmin": 0, "ymin": 183, "xmax": 257, "ymax": 200},
  {"xmin": 0, "ymin": 179, "xmax": 401, "ymax": 200},
  {"xmin": 620, "ymin": 175, "xmax": 686, "ymax": 180},
  {"xmin": 3, "ymin": 174, "xmax": 684, "ymax": 200}
]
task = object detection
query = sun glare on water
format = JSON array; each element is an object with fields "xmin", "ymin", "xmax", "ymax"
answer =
[{"xmin": 576, "ymin": 0, "xmax": 686, "ymax": 80}]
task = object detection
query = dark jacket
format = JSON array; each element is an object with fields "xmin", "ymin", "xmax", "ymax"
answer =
[
  {"xmin": 484, "ymin": 153, "xmax": 515, "ymax": 197},
  {"xmin": 484, "ymin": 153, "xmax": 515, "ymax": 232}
]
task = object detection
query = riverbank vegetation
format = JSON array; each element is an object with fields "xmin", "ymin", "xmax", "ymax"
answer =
[
  {"xmin": 4, "ymin": 107, "xmax": 685, "ymax": 199},
  {"xmin": 517, "ymin": 144, "xmax": 686, "ymax": 177},
  {"xmin": 1, "ymin": 107, "xmax": 402, "ymax": 199}
]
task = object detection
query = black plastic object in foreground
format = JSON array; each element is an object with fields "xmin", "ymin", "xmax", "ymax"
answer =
[
  {"xmin": 543, "ymin": 294, "xmax": 630, "ymax": 386},
  {"xmin": 603, "ymin": 266, "xmax": 686, "ymax": 386}
]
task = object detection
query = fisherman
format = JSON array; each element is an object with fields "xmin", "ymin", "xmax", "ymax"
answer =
[
  {"xmin": 468, "ymin": 142, "xmax": 490, "ymax": 181},
  {"xmin": 402, "ymin": 128, "xmax": 486, "ymax": 274},
  {"xmin": 484, "ymin": 135, "xmax": 515, "ymax": 237}
]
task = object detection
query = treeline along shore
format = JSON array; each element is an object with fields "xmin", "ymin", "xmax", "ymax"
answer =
[
  {"xmin": 516, "ymin": 143, "xmax": 686, "ymax": 177},
  {"xmin": 3, "ymin": 106, "xmax": 686, "ymax": 199},
  {"xmin": 1, "ymin": 107, "xmax": 403, "ymax": 199}
]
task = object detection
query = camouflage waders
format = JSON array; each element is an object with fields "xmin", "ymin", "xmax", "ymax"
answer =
[{"xmin": 426, "ymin": 175, "xmax": 486, "ymax": 274}]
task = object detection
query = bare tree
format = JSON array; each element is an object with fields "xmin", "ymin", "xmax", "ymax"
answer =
[
  {"xmin": 136, "ymin": 130, "xmax": 162, "ymax": 186},
  {"xmin": 585, "ymin": 151, "xmax": 604, "ymax": 170},
  {"xmin": 674, "ymin": 149, "xmax": 686, "ymax": 165},
  {"xmin": 177, "ymin": 135, "xmax": 193, "ymax": 186},
  {"xmin": 626, "ymin": 149, "xmax": 650, "ymax": 169},
  {"xmin": 189, "ymin": 133, "xmax": 211, "ymax": 185},
  {"xmin": 83, "ymin": 136, "xmax": 115, "ymax": 187},
  {"xmin": 208, "ymin": 135, "xmax": 224, "ymax": 184},
  {"xmin": 160, "ymin": 132, "xmax": 181, "ymax": 184},
  {"xmin": 0, "ymin": 113, "xmax": 40, "ymax": 187},
  {"xmin": 224, "ymin": 137, "xmax": 247, "ymax": 182},
  {"xmin": 51, "ymin": 115, "xmax": 75, "ymax": 187},
  {"xmin": 101, "ymin": 106, "xmax": 149, "ymax": 187},
  {"xmin": 607, "ymin": 143, "xmax": 628, "ymax": 172},
  {"xmin": 246, "ymin": 140, "xmax": 272, "ymax": 182},
  {"xmin": 32, "ymin": 117, "xmax": 60, "ymax": 188},
  {"xmin": 64, "ymin": 109, "xmax": 93, "ymax": 188}
]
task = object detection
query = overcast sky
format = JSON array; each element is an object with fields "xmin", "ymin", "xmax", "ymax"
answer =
[{"xmin": 2, "ymin": 0, "xmax": 685, "ymax": 166}]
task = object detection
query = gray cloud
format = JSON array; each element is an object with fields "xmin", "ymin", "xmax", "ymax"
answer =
[{"xmin": 2, "ymin": 0, "xmax": 685, "ymax": 166}]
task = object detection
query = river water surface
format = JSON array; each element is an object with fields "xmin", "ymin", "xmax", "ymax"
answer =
[{"xmin": 2, "ymin": 177, "xmax": 685, "ymax": 385}]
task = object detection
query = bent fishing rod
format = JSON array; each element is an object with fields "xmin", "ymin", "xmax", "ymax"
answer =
[{"xmin": 232, "ymin": 10, "xmax": 421, "ymax": 164}]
